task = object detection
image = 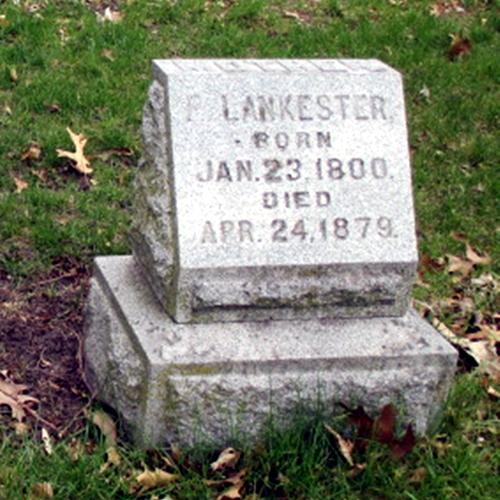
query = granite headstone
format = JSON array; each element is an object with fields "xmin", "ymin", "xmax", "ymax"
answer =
[
  {"xmin": 84, "ymin": 59, "xmax": 457, "ymax": 447},
  {"xmin": 131, "ymin": 59, "xmax": 418, "ymax": 323}
]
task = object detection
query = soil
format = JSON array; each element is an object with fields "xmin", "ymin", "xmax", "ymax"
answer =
[{"xmin": 0, "ymin": 257, "xmax": 91, "ymax": 438}]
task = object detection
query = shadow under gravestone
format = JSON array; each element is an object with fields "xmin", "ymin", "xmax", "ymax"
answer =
[{"xmin": 84, "ymin": 59, "xmax": 457, "ymax": 447}]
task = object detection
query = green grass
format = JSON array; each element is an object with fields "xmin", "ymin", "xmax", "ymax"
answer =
[
  {"xmin": 0, "ymin": 0, "xmax": 498, "ymax": 281},
  {"xmin": 0, "ymin": 374, "xmax": 498, "ymax": 499},
  {"xmin": 0, "ymin": 0, "xmax": 498, "ymax": 498}
]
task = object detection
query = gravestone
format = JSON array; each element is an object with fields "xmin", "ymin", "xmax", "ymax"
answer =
[
  {"xmin": 131, "ymin": 59, "xmax": 417, "ymax": 323},
  {"xmin": 84, "ymin": 59, "xmax": 457, "ymax": 447}
]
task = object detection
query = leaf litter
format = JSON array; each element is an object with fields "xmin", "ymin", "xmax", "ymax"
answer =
[
  {"xmin": 415, "ymin": 234, "xmax": 498, "ymax": 384},
  {"xmin": 325, "ymin": 403, "xmax": 417, "ymax": 475}
]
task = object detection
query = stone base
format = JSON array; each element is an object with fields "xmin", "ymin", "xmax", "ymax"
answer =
[{"xmin": 84, "ymin": 256, "xmax": 457, "ymax": 448}]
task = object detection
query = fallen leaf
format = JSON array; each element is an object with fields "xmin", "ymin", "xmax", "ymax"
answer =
[
  {"xmin": 32, "ymin": 168, "xmax": 48, "ymax": 182},
  {"xmin": 0, "ymin": 379, "xmax": 38, "ymax": 421},
  {"xmin": 4, "ymin": 104, "xmax": 12, "ymax": 115},
  {"xmin": 30, "ymin": 482, "xmax": 54, "ymax": 499},
  {"xmin": 448, "ymin": 34, "xmax": 472, "ymax": 60},
  {"xmin": 206, "ymin": 468, "xmax": 247, "ymax": 487},
  {"xmin": 447, "ymin": 254, "xmax": 474, "ymax": 278},
  {"xmin": 67, "ymin": 438, "xmax": 85, "ymax": 462},
  {"xmin": 390, "ymin": 424, "xmax": 416, "ymax": 459},
  {"xmin": 136, "ymin": 468, "xmax": 179, "ymax": 492},
  {"xmin": 13, "ymin": 176, "xmax": 28, "ymax": 193},
  {"xmin": 21, "ymin": 144, "xmax": 42, "ymax": 161},
  {"xmin": 487, "ymin": 386, "xmax": 500, "ymax": 399},
  {"xmin": 283, "ymin": 10, "xmax": 312, "ymax": 23},
  {"xmin": 346, "ymin": 463, "xmax": 366, "ymax": 478},
  {"xmin": 91, "ymin": 410, "xmax": 117, "ymax": 446},
  {"xmin": 47, "ymin": 103, "xmax": 61, "ymax": 113},
  {"xmin": 10, "ymin": 67, "xmax": 18, "ymax": 83},
  {"xmin": 419, "ymin": 85, "xmax": 431, "ymax": 100},
  {"xmin": 100, "ymin": 445, "xmax": 121, "ymax": 472},
  {"xmin": 41, "ymin": 428, "xmax": 53, "ymax": 455},
  {"xmin": 13, "ymin": 421, "xmax": 29, "ymax": 435},
  {"xmin": 348, "ymin": 405, "xmax": 374, "ymax": 442},
  {"xmin": 216, "ymin": 484, "xmax": 244, "ymax": 500},
  {"xmin": 373, "ymin": 404, "xmax": 396, "ymax": 444},
  {"xmin": 324, "ymin": 423, "xmax": 354, "ymax": 466},
  {"xmin": 465, "ymin": 243, "xmax": 491, "ymax": 265},
  {"xmin": 409, "ymin": 466, "xmax": 427, "ymax": 483},
  {"xmin": 101, "ymin": 49, "xmax": 115, "ymax": 61},
  {"xmin": 161, "ymin": 454, "xmax": 177, "ymax": 470},
  {"xmin": 211, "ymin": 447, "xmax": 241, "ymax": 471},
  {"xmin": 56, "ymin": 127, "xmax": 92, "ymax": 174},
  {"xmin": 0, "ymin": 14, "xmax": 9, "ymax": 26}
]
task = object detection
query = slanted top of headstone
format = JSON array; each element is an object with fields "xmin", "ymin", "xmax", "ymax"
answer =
[{"xmin": 131, "ymin": 59, "xmax": 418, "ymax": 323}]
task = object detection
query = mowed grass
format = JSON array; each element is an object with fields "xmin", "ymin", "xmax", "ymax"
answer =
[
  {"xmin": 0, "ymin": 0, "xmax": 498, "ymax": 498},
  {"xmin": 0, "ymin": 374, "xmax": 498, "ymax": 499},
  {"xmin": 0, "ymin": 0, "xmax": 498, "ymax": 279}
]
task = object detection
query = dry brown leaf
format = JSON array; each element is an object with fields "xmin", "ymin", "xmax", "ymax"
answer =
[
  {"xmin": 56, "ymin": 127, "xmax": 92, "ymax": 174},
  {"xmin": 432, "ymin": 318, "xmax": 467, "ymax": 346},
  {"xmin": 346, "ymin": 463, "xmax": 366, "ymax": 478},
  {"xmin": 324, "ymin": 423, "xmax": 354, "ymax": 466},
  {"xmin": 67, "ymin": 438, "xmax": 85, "ymax": 462},
  {"xmin": 42, "ymin": 428, "xmax": 53, "ymax": 455},
  {"xmin": 101, "ymin": 49, "xmax": 115, "ymax": 61},
  {"xmin": 100, "ymin": 445, "xmax": 121, "ymax": 472},
  {"xmin": 487, "ymin": 386, "xmax": 500, "ymax": 399},
  {"xmin": 211, "ymin": 447, "xmax": 241, "ymax": 471},
  {"xmin": 30, "ymin": 482, "xmax": 54, "ymax": 499},
  {"xmin": 13, "ymin": 176, "xmax": 28, "ymax": 193},
  {"xmin": 161, "ymin": 453, "xmax": 177, "ymax": 470},
  {"xmin": 206, "ymin": 468, "xmax": 247, "ymax": 487},
  {"xmin": 32, "ymin": 168, "xmax": 48, "ymax": 182},
  {"xmin": 47, "ymin": 103, "xmax": 61, "ymax": 113},
  {"xmin": 283, "ymin": 9, "xmax": 312, "ymax": 23},
  {"xmin": 13, "ymin": 421, "xmax": 30, "ymax": 435},
  {"xmin": 136, "ymin": 468, "xmax": 179, "ymax": 491},
  {"xmin": 0, "ymin": 379, "xmax": 38, "ymax": 421},
  {"xmin": 465, "ymin": 243, "xmax": 491, "ymax": 265},
  {"xmin": 21, "ymin": 144, "xmax": 42, "ymax": 161},
  {"xmin": 448, "ymin": 34, "xmax": 472, "ymax": 59},
  {"xmin": 91, "ymin": 410, "xmax": 117, "ymax": 446},
  {"xmin": 447, "ymin": 254, "xmax": 474, "ymax": 278},
  {"xmin": 409, "ymin": 466, "xmax": 427, "ymax": 483},
  {"xmin": 216, "ymin": 483, "xmax": 244, "ymax": 500}
]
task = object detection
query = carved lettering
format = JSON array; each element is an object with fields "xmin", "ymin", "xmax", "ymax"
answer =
[
  {"xmin": 201, "ymin": 220, "xmax": 255, "ymax": 243},
  {"xmin": 221, "ymin": 94, "xmax": 390, "ymax": 122}
]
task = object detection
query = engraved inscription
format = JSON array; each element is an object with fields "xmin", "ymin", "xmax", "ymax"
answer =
[
  {"xmin": 195, "ymin": 157, "xmax": 389, "ymax": 183},
  {"xmin": 200, "ymin": 217, "xmax": 396, "ymax": 244},
  {"xmin": 221, "ymin": 94, "xmax": 387, "ymax": 122},
  {"xmin": 184, "ymin": 86, "xmax": 399, "ymax": 252}
]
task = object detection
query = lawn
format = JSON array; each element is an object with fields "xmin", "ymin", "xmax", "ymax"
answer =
[{"xmin": 0, "ymin": 0, "xmax": 498, "ymax": 498}]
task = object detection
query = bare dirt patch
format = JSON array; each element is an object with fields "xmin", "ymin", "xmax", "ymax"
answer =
[{"xmin": 0, "ymin": 257, "xmax": 91, "ymax": 438}]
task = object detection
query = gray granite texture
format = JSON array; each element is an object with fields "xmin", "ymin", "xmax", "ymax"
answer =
[
  {"xmin": 84, "ymin": 256, "xmax": 457, "ymax": 448},
  {"xmin": 130, "ymin": 59, "xmax": 418, "ymax": 324}
]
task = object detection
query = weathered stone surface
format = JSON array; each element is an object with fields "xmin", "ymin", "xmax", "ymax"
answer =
[
  {"xmin": 84, "ymin": 256, "xmax": 457, "ymax": 447},
  {"xmin": 131, "ymin": 59, "xmax": 418, "ymax": 323}
]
